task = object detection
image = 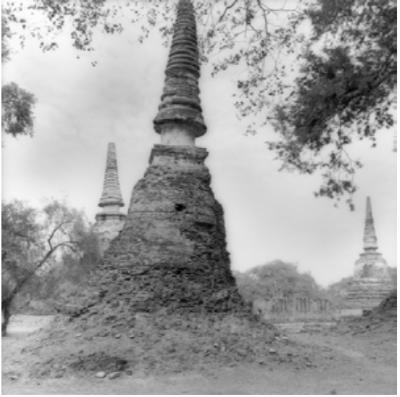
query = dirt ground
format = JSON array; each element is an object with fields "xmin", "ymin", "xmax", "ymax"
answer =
[{"xmin": 2, "ymin": 315, "xmax": 396, "ymax": 395}]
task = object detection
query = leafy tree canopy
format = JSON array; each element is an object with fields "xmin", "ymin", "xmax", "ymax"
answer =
[
  {"xmin": 2, "ymin": 199, "xmax": 94, "ymax": 293},
  {"xmin": 270, "ymin": 0, "xmax": 396, "ymax": 209},
  {"xmin": 2, "ymin": 13, "xmax": 36, "ymax": 139},
  {"xmin": 2, "ymin": 199, "xmax": 99, "ymax": 335},
  {"xmin": 2, "ymin": 82, "xmax": 36, "ymax": 137},
  {"xmin": 2, "ymin": 0, "xmax": 396, "ymax": 206},
  {"xmin": 2, "ymin": 201, "xmax": 41, "ymax": 293},
  {"xmin": 235, "ymin": 260, "xmax": 323, "ymax": 303}
]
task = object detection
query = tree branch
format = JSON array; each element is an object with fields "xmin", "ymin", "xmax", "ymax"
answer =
[
  {"xmin": 46, "ymin": 220, "xmax": 71, "ymax": 250},
  {"xmin": 4, "ymin": 238, "xmax": 79, "ymax": 305},
  {"xmin": 218, "ymin": 0, "xmax": 240, "ymax": 23}
]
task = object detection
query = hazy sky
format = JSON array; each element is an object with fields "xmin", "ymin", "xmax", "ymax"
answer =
[{"xmin": 2, "ymin": 15, "xmax": 396, "ymax": 286}]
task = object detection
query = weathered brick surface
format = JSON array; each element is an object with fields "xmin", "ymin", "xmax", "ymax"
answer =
[
  {"xmin": 89, "ymin": 145, "xmax": 246, "ymax": 317},
  {"xmin": 93, "ymin": 214, "xmax": 125, "ymax": 255},
  {"xmin": 345, "ymin": 278, "xmax": 394, "ymax": 310}
]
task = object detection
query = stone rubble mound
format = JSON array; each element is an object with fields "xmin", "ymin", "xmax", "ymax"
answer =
[{"xmin": 25, "ymin": 309, "xmax": 318, "ymax": 380}]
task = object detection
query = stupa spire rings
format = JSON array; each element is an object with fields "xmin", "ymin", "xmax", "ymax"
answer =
[
  {"xmin": 153, "ymin": 0, "xmax": 207, "ymax": 146},
  {"xmin": 98, "ymin": 142, "xmax": 124, "ymax": 208},
  {"xmin": 94, "ymin": 142, "xmax": 126, "ymax": 254},
  {"xmin": 363, "ymin": 196, "xmax": 378, "ymax": 252}
]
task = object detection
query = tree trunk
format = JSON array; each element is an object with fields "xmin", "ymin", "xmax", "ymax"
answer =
[{"xmin": 2, "ymin": 299, "xmax": 11, "ymax": 337}]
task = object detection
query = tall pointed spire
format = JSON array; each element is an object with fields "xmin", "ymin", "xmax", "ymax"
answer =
[
  {"xmin": 153, "ymin": 0, "xmax": 206, "ymax": 146},
  {"xmin": 92, "ymin": 0, "xmax": 243, "ymax": 316},
  {"xmin": 363, "ymin": 196, "xmax": 378, "ymax": 251},
  {"xmin": 98, "ymin": 142, "xmax": 124, "ymax": 208},
  {"xmin": 94, "ymin": 142, "xmax": 126, "ymax": 255}
]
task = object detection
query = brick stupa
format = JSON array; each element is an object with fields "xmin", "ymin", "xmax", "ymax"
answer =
[
  {"xmin": 91, "ymin": 0, "xmax": 244, "ymax": 316},
  {"xmin": 345, "ymin": 197, "xmax": 394, "ymax": 311},
  {"xmin": 23, "ymin": 2, "xmax": 298, "ymax": 375},
  {"xmin": 93, "ymin": 143, "xmax": 126, "ymax": 254}
]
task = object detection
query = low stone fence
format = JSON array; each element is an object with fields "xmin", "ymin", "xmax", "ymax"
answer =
[{"xmin": 252, "ymin": 295, "xmax": 340, "ymax": 322}]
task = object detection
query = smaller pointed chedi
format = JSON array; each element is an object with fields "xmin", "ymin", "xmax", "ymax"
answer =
[
  {"xmin": 354, "ymin": 196, "xmax": 387, "ymax": 278},
  {"xmin": 153, "ymin": 0, "xmax": 206, "ymax": 146},
  {"xmin": 345, "ymin": 197, "xmax": 393, "ymax": 311},
  {"xmin": 93, "ymin": 143, "xmax": 126, "ymax": 254}
]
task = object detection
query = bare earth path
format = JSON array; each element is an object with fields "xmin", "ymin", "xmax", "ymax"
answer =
[{"xmin": 2, "ymin": 315, "xmax": 396, "ymax": 395}]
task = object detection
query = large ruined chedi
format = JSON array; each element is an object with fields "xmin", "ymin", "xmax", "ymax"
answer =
[
  {"xmin": 96, "ymin": 0, "xmax": 243, "ymax": 314},
  {"xmin": 93, "ymin": 143, "xmax": 126, "ymax": 254},
  {"xmin": 345, "ymin": 197, "xmax": 393, "ymax": 310},
  {"xmin": 35, "ymin": 1, "xmax": 275, "ymax": 373}
]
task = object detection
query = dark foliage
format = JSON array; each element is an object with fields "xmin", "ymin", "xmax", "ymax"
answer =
[
  {"xmin": 2, "ymin": 82, "xmax": 36, "ymax": 137},
  {"xmin": 270, "ymin": 0, "xmax": 396, "ymax": 208}
]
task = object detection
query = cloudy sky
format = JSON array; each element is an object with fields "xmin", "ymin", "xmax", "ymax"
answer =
[{"xmin": 2, "ymin": 11, "xmax": 396, "ymax": 286}]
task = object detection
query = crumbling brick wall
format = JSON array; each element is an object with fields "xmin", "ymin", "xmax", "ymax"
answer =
[{"xmin": 83, "ymin": 145, "xmax": 246, "ymax": 325}]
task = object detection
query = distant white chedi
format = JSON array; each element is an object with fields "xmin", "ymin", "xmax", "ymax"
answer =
[
  {"xmin": 345, "ymin": 197, "xmax": 394, "ymax": 311},
  {"xmin": 93, "ymin": 143, "xmax": 126, "ymax": 254}
]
